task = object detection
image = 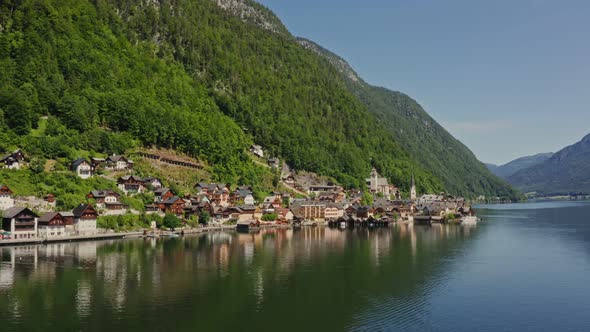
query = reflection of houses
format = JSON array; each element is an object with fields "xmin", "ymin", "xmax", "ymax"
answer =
[
  {"xmin": 0, "ymin": 184, "xmax": 14, "ymax": 210},
  {"xmin": 2, "ymin": 207, "xmax": 38, "ymax": 239},
  {"xmin": 72, "ymin": 204, "xmax": 98, "ymax": 235},
  {"xmin": 117, "ymin": 175, "xmax": 146, "ymax": 195},
  {"xmin": 0, "ymin": 149, "xmax": 26, "ymax": 169},
  {"xmin": 71, "ymin": 158, "xmax": 93, "ymax": 179},
  {"xmin": 87, "ymin": 190, "xmax": 127, "ymax": 210},
  {"xmin": 37, "ymin": 212, "xmax": 66, "ymax": 238}
]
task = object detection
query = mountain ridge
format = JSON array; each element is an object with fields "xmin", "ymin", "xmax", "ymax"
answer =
[
  {"xmin": 508, "ymin": 134, "xmax": 590, "ymax": 194},
  {"xmin": 295, "ymin": 37, "xmax": 519, "ymax": 199},
  {"xmin": 486, "ymin": 152, "xmax": 554, "ymax": 179}
]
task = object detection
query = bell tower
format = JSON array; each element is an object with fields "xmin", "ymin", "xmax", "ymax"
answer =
[{"xmin": 410, "ymin": 171, "xmax": 417, "ymax": 201}]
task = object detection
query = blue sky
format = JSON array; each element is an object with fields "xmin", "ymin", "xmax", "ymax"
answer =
[{"xmin": 257, "ymin": 0, "xmax": 590, "ymax": 165}]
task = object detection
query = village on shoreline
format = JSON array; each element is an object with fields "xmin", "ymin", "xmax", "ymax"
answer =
[{"xmin": 0, "ymin": 148, "xmax": 477, "ymax": 245}]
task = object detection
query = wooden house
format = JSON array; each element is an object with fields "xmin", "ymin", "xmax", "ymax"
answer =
[
  {"xmin": 160, "ymin": 196, "xmax": 185, "ymax": 216},
  {"xmin": 117, "ymin": 175, "xmax": 146, "ymax": 195},
  {"xmin": 154, "ymin": 188, "xmax": 175, "ymax": 203},
  {"xmin": 37, "ymin": 212, "xmax": 66, "ymax": 238},
  {"xmin": 105, "ymin": 155, "xmax": 134, "ymax": 170},
  {"xmin": 87, "ymin": 190, "xmax": 127, "ymax": 210},
  {"xmin": 2, "ymin": 207, "xmax": 38, "ymax": 239}
]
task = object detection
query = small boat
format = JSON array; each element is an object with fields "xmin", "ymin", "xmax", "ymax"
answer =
[
  {"xmin": 301, "ymin": 221, "xmax": 318, "ymax": 227},
  {"xmin": 339, "ymin": 221, "xmax": 346, "ymax": 229},
  {"xmin": 163, "ymin": 233, "xmax": 180, "ymax": 238},
  {"xmin": 461, "ymin": 216, "xmax": 479, "ymax": 225}
]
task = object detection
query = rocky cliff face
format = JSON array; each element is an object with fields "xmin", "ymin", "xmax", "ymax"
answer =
[
  {"xmin": 214, "ymin": 0, "xmax": 288, "ymax": 35},
  {"xmin": 297, "ymin": 37, "xmax": 360, "ymax": 83}
]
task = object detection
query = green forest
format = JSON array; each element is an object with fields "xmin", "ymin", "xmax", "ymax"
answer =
[{"xmin": 0, "ymin": 0, "xmax": 518, "ymax": 199}]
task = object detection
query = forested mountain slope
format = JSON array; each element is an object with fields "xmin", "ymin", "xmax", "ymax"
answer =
[
  {"xmin": 0, "ymin": 0, "xmax": 518, "ymax": 199},
  {"xmin": 297, "ymin": 38, "xmax": 519, "ymax": 199}
]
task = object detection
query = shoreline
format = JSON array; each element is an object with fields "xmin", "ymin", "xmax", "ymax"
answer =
[{"xmin": 0, "ymin": 224, "xmax": 293, "ymax": 247}]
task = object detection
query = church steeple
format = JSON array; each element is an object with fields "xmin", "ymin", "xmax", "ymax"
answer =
[{"xmin": 410, "ymin": 170, "xmax": 417, "ymax": 200}]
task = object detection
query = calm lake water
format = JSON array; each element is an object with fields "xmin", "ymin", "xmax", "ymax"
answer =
[{"xmin": 1, "ymin": 201, "xmax": 590, "ymax": 331}]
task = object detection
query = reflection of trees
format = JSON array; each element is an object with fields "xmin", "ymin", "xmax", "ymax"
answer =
[{"xmin": 0, "ymin": 225, "xmax": 480, "ymax": 331}]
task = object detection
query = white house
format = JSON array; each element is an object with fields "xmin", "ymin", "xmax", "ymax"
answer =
[
  {"xmin": 37, "ymin": 212, "xmax": 66, "ymax": 238},
  {"xmin": 244, "ymin": 194, "xmax": 255, "ymax": 206},
  {"xmin": 250, "ymin": 145, "xmax": 264, "ymax": 158},
  {"xmin": 71, "ymin": 158, "xmax": 93, "ymax": 179},
  {"xmin": 2, "ymin": 207, "xmax": 38, "ymax": 240},
  {"xmin": 72, "ymin": 204, "xmax": 98, "ymax": 235},
  {"xmin": 144, "ymin": 177, "xmax": 163, "ymax": 190},
  {"xmin": 105, "ymin": 155, "xmax": 133, "ymax": 171},
  {"xmin": 0, "ymin": 185, "xmax": 14, "ymax": 210}
]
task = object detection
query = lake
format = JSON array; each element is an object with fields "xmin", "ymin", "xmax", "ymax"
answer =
[{"xmin": 1, "ymin": 201, "xmax": 590, "ymax": 331}]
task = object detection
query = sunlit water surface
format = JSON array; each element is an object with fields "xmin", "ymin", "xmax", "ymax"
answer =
[{"xmin": 1, "ymin": 201, "xmax": 590, "ymax": 331}]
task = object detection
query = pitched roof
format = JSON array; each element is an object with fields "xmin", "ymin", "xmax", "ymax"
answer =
[
  {"xmin": 38, "ymin": 212, "xmax": 60, "ymax": 223},
  {"xmin": 106, "ymin": 155, "xmax": 126, "ymax": 162},
  {"xmin": 90, "ymin": 189, "xmax": 119, "ymax": 198},
  {"xmin": 3, "ymin": 207, "xmax": 36, "ymax": 219},
  {"xmin": 163, "ymin": 196, "xmax": 183, "ymax": 204},
  {"xmin": 72, "ymin": 204, "xmax": 94, "ymax": 217},
  {"xmin": 154, "ymin": 188, "xmax": 171, "ymax": 196},
  {"xmin": 71, "ymin": 158, "xmax": 89, "ymax": 168}
]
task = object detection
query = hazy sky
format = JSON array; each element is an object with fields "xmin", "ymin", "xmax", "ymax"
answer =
[{"xmin": 257, "ymin": 0, "xmax": 590, "ymax": 165}]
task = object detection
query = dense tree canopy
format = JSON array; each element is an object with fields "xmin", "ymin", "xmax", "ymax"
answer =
[{"xmin": 0, "ymin": 0, "xmax": 517, "ymax": 199}]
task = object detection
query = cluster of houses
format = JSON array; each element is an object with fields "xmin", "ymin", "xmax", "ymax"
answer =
[
  {"xmin": 71, "ymin": 155, "xmax": 134, "ymax": 179},
  {"xmin": 0, "ymin": 182, "xmax": 97, "ymax": 240},
  {"xmin": 0, "ymin": 151, "xmax": 472, "ymax": 240}
]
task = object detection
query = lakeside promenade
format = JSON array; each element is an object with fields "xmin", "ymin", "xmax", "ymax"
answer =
[{"xmin": 0, "ymin": 224, "xmax": 293, "ymax": 247}]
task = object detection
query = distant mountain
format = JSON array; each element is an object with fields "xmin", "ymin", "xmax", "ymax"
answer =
[
  {"xmin": 486, "ymin": 153, "xmax": 554, "ymax": 178},
  {"xmin": 297, "ymin": 37, "xmax": 520, "ymax": 199},
  {"xmin": 508, "ymin": 134, "xmax": 590, "ymax": 195}
]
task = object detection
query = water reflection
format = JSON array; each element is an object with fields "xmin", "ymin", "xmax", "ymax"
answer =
[{"xmin": 0, "ymin": 225, "xmax": 479, "ymax": 331}]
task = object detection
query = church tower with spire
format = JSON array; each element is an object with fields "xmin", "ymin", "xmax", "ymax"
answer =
[{"xmin": 410, "ymin": 171, "xmax": 417, "ymax": 201}]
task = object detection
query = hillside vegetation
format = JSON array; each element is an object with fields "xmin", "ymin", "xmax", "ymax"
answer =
[
  {"xmin": 0, "ymin": 0, "xmax": 518, "ymax": 199},
  {"xmin": 298, "ymin": 38, "xmax": 520, "ymax": 199}
]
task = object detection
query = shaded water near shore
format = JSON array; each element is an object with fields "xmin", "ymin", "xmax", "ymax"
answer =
[{"xmin": 1, "ymin": 201, "xmax": 590, "ymax": 331}]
